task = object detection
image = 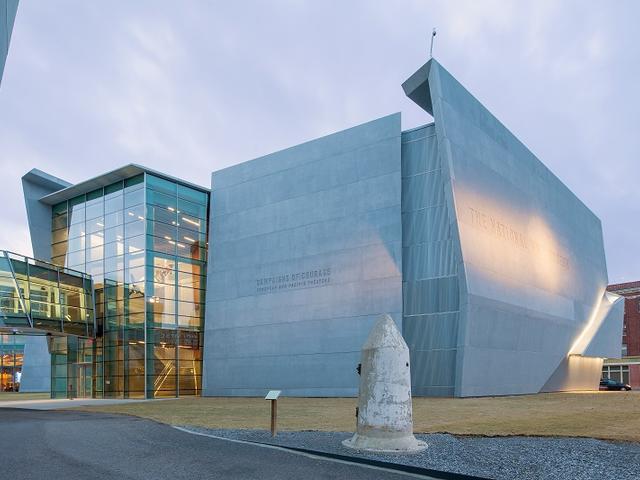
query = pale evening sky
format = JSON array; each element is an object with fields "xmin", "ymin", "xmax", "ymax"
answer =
[{"xmin": 0, "ymin": 1, "xmax": 638, "ymax": 282}]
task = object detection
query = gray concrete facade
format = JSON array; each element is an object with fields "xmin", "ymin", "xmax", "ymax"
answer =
[
  {"xmin": 203, "ymin": 114, "xmax": 403, "ymax": 396},
  {"xmin": 402, "ymin": 59, "xmax": 623, "ymax": 396},
  {"xmin": 203, "ymin": 59, "xmax": 622, "ymax": 397}
]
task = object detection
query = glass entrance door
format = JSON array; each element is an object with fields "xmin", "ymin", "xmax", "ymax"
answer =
[{"xmin": 75, "ymin": 363, "xmax": 92, "ymax": 398}]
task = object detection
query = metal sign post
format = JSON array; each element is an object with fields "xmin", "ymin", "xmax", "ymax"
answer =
[{"xmin": 265, "ymin": 390, "xmax": 281, "ymax": 437}]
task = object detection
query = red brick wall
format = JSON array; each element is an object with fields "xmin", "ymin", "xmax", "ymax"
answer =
[
  {"xmin": 607, "ymin": 282, "xmax": 640, "ymax": 357},
  {"xmin": 630, "ymin": 364, "xmax": 640, "ymax": 389},
  {"xmin": 622, "ymin": 297, "xmax": 640, "ymax": 356}
]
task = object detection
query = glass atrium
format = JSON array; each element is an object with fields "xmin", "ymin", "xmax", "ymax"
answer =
[{"xmin": 50, "ymin": 172, "xmax": 209, "ymax": 398}]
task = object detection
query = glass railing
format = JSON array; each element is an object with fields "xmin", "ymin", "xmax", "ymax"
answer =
[{"xmin": 0, "ymin": 251, "xmax": 95, "ymax": 337}]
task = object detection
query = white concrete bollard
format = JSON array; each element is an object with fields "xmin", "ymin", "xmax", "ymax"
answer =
[{"xmin": 343, "ymin": 314, "xmax": 426, "ymax": 453}]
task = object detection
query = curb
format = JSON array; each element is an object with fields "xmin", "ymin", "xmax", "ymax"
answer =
[{"xmin": 245, "ymin": 441, "xmax": 493, "ymax": 480}]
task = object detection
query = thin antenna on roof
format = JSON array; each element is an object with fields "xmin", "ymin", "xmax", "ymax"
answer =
[{"xmin": 429, "ymin": 28, "xmax": 437, "ymax": 58}]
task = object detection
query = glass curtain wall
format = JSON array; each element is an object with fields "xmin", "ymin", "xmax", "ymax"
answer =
[
  {"xmin": 0, "ymin": 335, "xmax": 24, "ymax": 392},
  {"xmin": 50, "ymin": 173, "xmax": 208, "ymax": 398}
]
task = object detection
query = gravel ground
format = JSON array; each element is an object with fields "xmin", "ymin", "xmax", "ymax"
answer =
[{"xmin": 180, "ymin": 427, "xmax": 640, "ymax": 480}]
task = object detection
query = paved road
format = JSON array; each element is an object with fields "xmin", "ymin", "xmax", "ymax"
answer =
[
  {"xmin": 0, "ymin": 397, "xmax": 156, "ymax": 410},
  {"xmin": 0, "ymin": 409, "xmax": 434, "ymax": 480}
]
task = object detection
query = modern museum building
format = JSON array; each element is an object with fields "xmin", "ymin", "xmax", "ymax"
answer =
[{"xmin": 3, "ymin": 59, "xmax": 623, "ymax": 398}]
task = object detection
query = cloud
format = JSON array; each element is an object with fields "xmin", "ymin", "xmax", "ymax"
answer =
[{"xmin": 0, "ymin": 0, "xmax": 638, "ymax": 281}]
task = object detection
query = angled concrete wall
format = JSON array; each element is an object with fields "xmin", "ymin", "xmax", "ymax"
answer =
[
  {"xmin": 203, "ymin": 114, "xmax": 403, "ymax": 396},
  {"xmin": 19, "ymin": 169, "xmax": 71, "ymax": 392},
  {"xmin": 19, "ymin": 336, "xmax": 52, "ymax": 392},
  {"xmin": 22, "ymin": 169, "xmax": 71, "ymax": 260},
  {"xmin": 403, "ymin": 59, "xmax": 622, "ymax": 396}
]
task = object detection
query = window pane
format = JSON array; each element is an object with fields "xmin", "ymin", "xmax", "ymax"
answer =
[
  {"xmin": 178, "ymin": 286, "xmax": 205, "ymax": 303},
  {"xmin": 86, "ymin": 200, "xmax": 104, "ymax": 220},
  {"xmin": 127, "ymin": 296, "xmax": 146, "ymax": 314},
  {"xmin": 147, "ymin": 204, "xmax": 176, "ymax": 225},
  {"xmin": 125, "ymin": 235, "xmax": 145, "ymax": 255},
  {"xmin": 105, "ymin": 181, "xmax": 123, "ymax": 195},
  {"xmin": 124, "ymin": 189, "xmax": 144, "ymax": 208},
  {"xmin": 177, "ymin": 228, "xmax": 206, "ymax": 247},
  {"xmin": 125, "ymin": 251, "xmax": 145, "ymax": 270},
  {"xmin": 104, "ymin": 269, "xmax": 124, "ymax": 285},
  {"xmin": 124, "ymin": 174, "xmax": 144, "ymax": 189},
  {"xmin": 125, "ymin": 204, "xmax": 145, "ymax": 223},
  {"xmin": 105, "ymin": 211, "xmax": 125, "ymax": 228},
  {"xmin": 177, "ymin": 244, "xmax": 206, "ymax": 261},
  {"xmin": 52, "ymin": 212, "xmax": 68, "ymax": 230},
  {"xmin": 51, "ymin": 242, "xmax": 68, "ymax": 258},
  {"xmin": 105, "ymin": 194, "xmax": 123, "ymax": 214},
  {"xmin": 147, "ymin": 235, "xmax": 175, "ymax": 255},
  {"xmin": 87, "ymin": 188, "xmax": 103, "ymax": 201},
  {"xmin": 147, "ymin": 174, "xmax": 177, "ymax": 196},
  {"xmin": 147, "ymin": 220, "xmax": 176, "ymax": 240},
  {"xmin": 178, "ymin": 315, "xmax": 202, "ymax": 329},
  {"xmin": 125, "ymin": 266, "xmax": 145, "ymax": 288},
  {"xmin": 104, "ymin": 241, "xmax": 125, "ymax": 258},
  {"xmin": 52, "ymin": 228, "xmax": 68, "ymax": 244},
  {"xmin": 178, "ymin": 213, "xmax": 204, "ymax": 233},
  {"xmin": 86, "ymin": 218, "xmax": 105, "ymax": 234},
  {"xmin": 177, "ymin": 184, "xmax": 208, "ymax": 205},
  {"xmin": 177, "ymin": 301, "xmax": 204, "ymax": 318},
  {"xmin": 178, "ymin": 198, "xmax": 207, "ymax": 220},
  {"xmin": 87, "ymin": 245, "xmax": 104, "ymax": 262},
  {"xmin": 68, "ymin": 223, "xmax": 86, "ymax": 239},
  {"xmin": 147, "ymin": 190, "xmax": 176, "ymax": 210},
  {"xmin": 177, "ymin": 272, "xmax": 204, "ymax": 290},
  {"xmin": 66, "ymin": 250, "xmax": 85, "ymax": 267},
  {"xmin": 104, "ymin": 255, "xmax": 124, "ymax": 274},
  {"xmin": 150, "ymin": 297, "xmax": 175, "ymax": 315},
  {"xmin": 69, "ymin": 196, "xmax": 86, "ymax": 225},
  {"xmin": 51, "ymin": 255, "xmax": 65, "ymax": 267},
  {"xmin": 67, "ymin": 235, "xmax": 85, "ymax": 253},
  {"xmin": 178, "ymin": 259, "xmax": 204, "ymax": 275},
  {"xmin": 104, "ymin": 225, "xmax": 124, "ymax": 244},
  {"xmin": 152, "ymin": 282, "xmax": 175, "ymax": 300},
  {"xmin": 86, "ymin": 232, "xmax": 104, "ymax": 248},
  {"xmin": 52, "ymin": 202, "xmax": 67, "ymax": 216},
  {"xmin": 125, "ymin": 219, "xmax": 145, "ymax": 238},
  {"xmin": 85, "ymin": 260, "xmax": 104, "ymax": 278}
]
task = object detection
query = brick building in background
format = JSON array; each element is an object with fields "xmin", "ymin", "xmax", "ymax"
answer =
[{"xmin": 604, "ymin": 281, "xmax": 640, "ymax": 388}]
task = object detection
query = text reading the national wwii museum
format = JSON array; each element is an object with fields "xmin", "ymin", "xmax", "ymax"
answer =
[
  {"xmin": 256, "ymin": 268, "xmax": 332, "ymax": 294},
  {"xmin": 468, "ymin": 206, "xmax": 570, "ymax": 269}
]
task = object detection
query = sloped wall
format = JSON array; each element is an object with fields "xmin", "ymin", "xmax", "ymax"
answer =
[{"xmin": 404, "ymin": 59, "xmax": 621, "ymax": 396}]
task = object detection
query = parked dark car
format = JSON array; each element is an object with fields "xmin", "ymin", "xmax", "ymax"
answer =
[{"xmin": 599, "ymin": 378, "xmax": 632, "ymax": 391}]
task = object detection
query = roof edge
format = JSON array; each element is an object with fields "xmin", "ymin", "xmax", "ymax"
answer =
[
  {"xmin": 22, "ymin": 168, "xmax": 71, "ymax": 192},
  {"xmin": 38, "ymin": 164, "xmax": 210, "ymax": 205}
]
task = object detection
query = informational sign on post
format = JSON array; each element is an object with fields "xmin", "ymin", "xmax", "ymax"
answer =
[
  {"xmin": 265, "ymin": 390, "xmax": 281, "ymax": 400},
  {"xmin": 265, "ymin": 390, "xmax": 281, "ymax": 436}
]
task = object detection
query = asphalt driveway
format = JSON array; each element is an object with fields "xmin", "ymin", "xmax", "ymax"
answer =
[{"xmin": 0, "ymin": 409, "xmax": 435, "ymax": 480}]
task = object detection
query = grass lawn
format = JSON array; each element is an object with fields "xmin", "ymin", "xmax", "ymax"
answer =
[
  {"xmin": 0, "ymin": 392, "xmax": 50, "ymax": 401},
  {"xmin": 74, "ymin": 391, "xmax": 640, "ymax": 442}
]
